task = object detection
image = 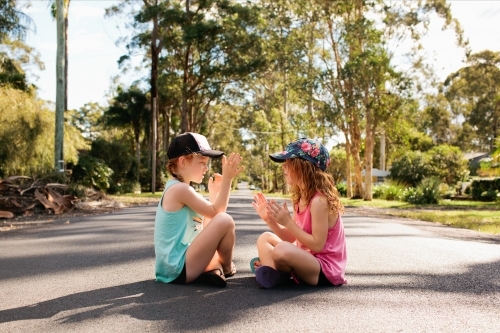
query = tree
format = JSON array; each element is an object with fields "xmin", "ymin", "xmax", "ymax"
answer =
[
  {"xmin": 54, "ymin": 0, "xmax": 66, "ymax": 173},
  {"xmin": 444, "ymin": 51, "xmax": 500, "ymax": 152},
  {"xmin": 49, "ymin": 0, "xmax": 70, "ymax": 112},
  {"xmin": 0, "ymin": 38, "xmax": 43, "ymax": 91},
  {"xmin": 102, "ymin": 86, "xmax": 149, "ymax": 181},
  {"xmin": 0, "ymin": 87, "xmax": 86, "ymax": 177},
  {"xmin": 66, "ymin": 102, "xmax": 105, "ymax": 142},
  {"xmin": 315, "ymin": 0, "xmax": 465, "ymax": 200},
  {"xmin": 0, "ymin": 0, "xmax": 39, "ymax": 91},
  {"xmin": 0, "ymin": 0, "xmax": 33, "ymax": 41}
]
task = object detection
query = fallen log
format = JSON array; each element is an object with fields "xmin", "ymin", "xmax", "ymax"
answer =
[
  {"xmin": 0, "ymin": 211, "xmax": 14, "ymax": 219},
  {"xmin": 0, "ymin": 177, "xmax": 77, "ymax": 216}
]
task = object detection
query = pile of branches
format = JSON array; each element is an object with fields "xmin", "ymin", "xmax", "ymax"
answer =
[{"xmin": 0, "ymin": 176, "xmax": 78, "ymax": 219}]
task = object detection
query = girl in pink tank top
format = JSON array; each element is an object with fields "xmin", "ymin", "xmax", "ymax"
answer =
[{"xmin": 251, "ymin": 138, "xmax": 347, "ymax": 288}]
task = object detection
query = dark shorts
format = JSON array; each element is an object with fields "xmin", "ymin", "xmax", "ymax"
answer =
[
  {"xmin": 317, "ymin": 268, "xmax": 335, "ymax": 286},
  {"xmin": 169, "ymin": 263, "xmax": 187, "ymax": 284}
]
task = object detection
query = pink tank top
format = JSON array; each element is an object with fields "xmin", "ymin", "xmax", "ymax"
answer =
[{"xmin": 294, "ymin": 193, "xmax": 347, "ymax": 285}]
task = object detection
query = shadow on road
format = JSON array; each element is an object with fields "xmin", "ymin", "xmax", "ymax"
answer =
[
  {"xmin": 1, "ymin": 258, "xmax": 499, "ymax": 330},
  {"xmin": 0, "ymin": 277, "xmax": 322, "ymax": 330}
]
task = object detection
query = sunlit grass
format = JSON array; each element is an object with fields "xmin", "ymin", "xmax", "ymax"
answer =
[
  {"xmin": 341, "ymin": 198, "xmax": 500, "ymax": 235},
  {"xmin": 389, "ymin": 210, "xmax": 500, "ymax": 235},
  {"xmin": 341, "ymin": 198, "xmax": 411, "ymax": 209}
]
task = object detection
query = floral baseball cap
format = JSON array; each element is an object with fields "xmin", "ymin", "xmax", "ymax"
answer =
[{"xmin": 269, "ymin": 138, "xmax": 330, "ymax": 171}]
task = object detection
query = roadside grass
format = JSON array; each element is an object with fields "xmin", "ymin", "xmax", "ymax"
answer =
[
  {"xmin": 388, "ymin": 210, "xmax": 500, "ymax": 235},
  {"xmin": 108, "ymin": 192, "xmax": 161, "ymax": 205},
  {"xmin": 343, "ymin": 198, "xmax": 500, "ymax": 235}
]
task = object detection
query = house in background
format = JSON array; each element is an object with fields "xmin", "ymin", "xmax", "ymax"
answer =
[
  {"xmin": 360, "ymin": 168, "xmax": 391, "ymax": 185},
  {"xmin": 464, "ymin": 152, "xmax": 491, "ymax": 176},
  {"xmin": 464, "ymin": 152, "xmax": 490, "ymax": 165}
]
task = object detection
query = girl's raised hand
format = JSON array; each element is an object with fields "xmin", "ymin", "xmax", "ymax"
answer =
[
  {"xmin": 208, "ymin": 173, "xmax": 222, "ymax": 194},
  {"xmin": 221, "ymin": 152, "xmax": 244, "ymax": 179},
  {"xmin": 252, "ymin": 192, "xmax": 269, "ymax": 220},
  {"xmin": 266, "ymin": 200, "xmax": 292, "ymax": 227}
]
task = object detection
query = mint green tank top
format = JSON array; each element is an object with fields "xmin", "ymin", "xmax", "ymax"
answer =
[{"xmin": 154, "ymin": 179, "xmax": 202, "ymax": 283}]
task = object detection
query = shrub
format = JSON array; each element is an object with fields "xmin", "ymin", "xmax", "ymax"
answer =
[
  {"xmin": 71, "ymin": 155, "xmax": 113, "ymax": 191},
  {"xmin": 427, "ymin": 145, "xmax": 469, "ymax": 185},
  {"xmin": 0, "ymin": 87, "xmax": 87, "ymax": 176},
  {"xmin": 389, "ymin": 151, "xmax": 432, "ymax": 187},
  {"xmin": 373, "ymin": 182, "xmax": 405, "ymax": 201},
  {"xmin": 403, "ymin": 177, "xmax": 441, "ymax": 205},
  {"xmin": 470, "ymin": 178, "xmax": 500, "ymax": 201},
  {"xmin": 90, "ymin": 138, "xmax": 135, "ymax": 185},
  {"xmin": 335, "ymin": 182, "xmax": 347, "ymax": 197}
]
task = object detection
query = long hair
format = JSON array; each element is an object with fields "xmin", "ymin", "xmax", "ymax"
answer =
[
  {"xmin": 166, "ymin": 153, "xmax": 197, "ymax": 182},
  {"xmin": 286, "ymin": 158, "xmax": 344, "ymax": 216}
]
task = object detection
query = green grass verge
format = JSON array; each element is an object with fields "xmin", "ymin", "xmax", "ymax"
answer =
[
  {"xmin": 388, "ymin": 210, "xmax": 500, "ymax": 235},
  {"xmin": 342, "ymin": 198, "xmax": 500, "ymax": 235}
]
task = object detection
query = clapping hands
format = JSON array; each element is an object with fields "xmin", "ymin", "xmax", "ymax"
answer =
[{"xmin": 222, "ymin": 152, "xmax": 244, "ymax": 180}]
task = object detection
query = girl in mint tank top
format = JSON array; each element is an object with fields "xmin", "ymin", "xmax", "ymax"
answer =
[
  {"xmin": 251, "ymin": 138, "xmax": 347, "ymax": 288},
  {"xmin": 154, "ymin": 132, "xmax": 244, "ymax": 287}
]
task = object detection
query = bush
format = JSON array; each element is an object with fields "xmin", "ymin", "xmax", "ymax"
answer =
[
  {"xmin": 403, "ymin": 177, "xmax": 441, "ymax": 205},
  {"xmin": 335, "ymin": 182, "xmax": 347, "ymax": 197},
  {"xmin": 71, "ymin": 155, "xmax": 113, "ymax": 191},
  {"xmin": 0, "ymin": 87, "xmax": 87, "ymax": 176},
  {"xmin": 470, "ymin": 178, "xmax": 500, "ymax": 201},
  {"xmin": 389, "ymin": 151, "xmax": 431, "ymax": 187},
  {"xmin": 373, "ymin": 181, "xmax": 406, "ymax": 201},
  {"xmin": 427, "ymin": 145, "xmax": 469, "ymax": 185},
  {"xmin": 90, "ymin": 138, "xmax": 135, "ymax": 185}
]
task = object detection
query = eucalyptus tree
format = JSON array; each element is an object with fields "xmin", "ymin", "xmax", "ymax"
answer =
[
  {"xmin": 0, "ymin": 0, "xmax": 33, "ymax": 41},
  {"xmin": 107, "ymin": 0, "xmax": 264, "ymax": 192},
  {"xmin": 66, "ymin": 102, "xmax": 105, "ymax": 142},
  {"xmin": 54, "ymin": 0, "xmax": 65, "ymax": 173},
  {"xmin": 106, "ymin": 0, "xmax": 162, "ymax": 192},
  {"xmin": 0, "ymin": 39, "xmax": 43, "ymax": 91},
  {"xmin": 314, "ymin": 0, "xmax": 465, "ymax": 200},
  {"xmin": 443, "ymin": 50, "xmax": 500, "ymax": 152},
  {"xmin": 0, "ymin": 0, "xmax": 39, "ymax": 91},
  {"xmin": 49, "ymin": 0, "xmax": 70, "ymax": 112},
  {"xmin": 102, "ymin": 85, "xmax": 149, "ymax": 180}
]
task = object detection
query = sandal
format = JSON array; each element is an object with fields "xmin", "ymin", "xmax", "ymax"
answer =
[
  {"xmin": 250, "ymin": 257, "xmax": 261, "ymax": 274},
  {"xmin": 194, "ymin": 268, "xmax": 227, "ymax": 288},
  {"xmin": 223, "ymin": 262, "xmax": 237, "ymax": 278},
  {"xmin": 255, "ymin": 266, "xmax": 291, "ymax": 288}
]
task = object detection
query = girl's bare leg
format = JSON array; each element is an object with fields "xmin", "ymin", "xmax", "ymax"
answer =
[
  {"xmin": 184, "ymin": 213, "xmax": 235, "ymax": 282},
  {"xmin": 256, "ymin": 232, "xmax": 282, "ymax": 269},
  {"xmin": 272, "ymin": 241, "xmax": 321, "ymax": 285}
]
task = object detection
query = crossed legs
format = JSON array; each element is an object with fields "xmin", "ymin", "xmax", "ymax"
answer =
[
  {"xmin": 184, "ymin": 212, "xmax": 235, "ymax": 283},
  {"xmin": 256, "ymin": 231, "xmax": 321, "ymax": 285}
]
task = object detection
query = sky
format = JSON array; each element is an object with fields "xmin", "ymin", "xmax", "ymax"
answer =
[{"xmin": 20, "ymin": 0, "xmax": 500, "ymax": 112}]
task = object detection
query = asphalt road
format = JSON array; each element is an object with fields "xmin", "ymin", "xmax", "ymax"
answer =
[{"xmin": 1, "ymin": 187, "xmax": 500, "ymax": 332}]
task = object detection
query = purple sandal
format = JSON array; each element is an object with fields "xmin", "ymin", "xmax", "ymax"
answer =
[{"xmin": 255, "ymin": 266, "xmax": 291, "ymax": 288}]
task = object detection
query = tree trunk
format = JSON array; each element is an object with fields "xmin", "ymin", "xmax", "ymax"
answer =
[
  {"xmin": 54, "ymin": 0, "xmax": 65, "ymax": 173},
  {"xmin": 181, "ymin": 0, "xmax": 191, "ymax": 133},
  {"xmin": 380, "ymin": 130, "xmax": 386, "ymax": 171},
  {"xmin": 135, "ymin": 131, "xmax": 140, "ymax": 182},
  {"xmin": 344, "ymin": 135, "xmax": 352, "ymax": 198},
  {"xmin": 150, "ymin": 0, "xmax": 159, "ymax": 193},
  {"xmin": 349, "ymin": 115, "xmax": 364, "ymax": 199},
  {"xmin": 64, "ymin": 1, "xmax": 69, "ymax": 112},
  {"xmin": 364, "ymin": 108, "xmax": 374, "ymax": 201}
]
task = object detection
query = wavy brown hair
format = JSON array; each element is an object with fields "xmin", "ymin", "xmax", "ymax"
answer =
[
  {"xmin": 166, "ymin": 153, "xmax": 197, "ymax": 182},
  {"xmin": 285, "ymin": 158, "xmax": 344, "ymax": 216}
]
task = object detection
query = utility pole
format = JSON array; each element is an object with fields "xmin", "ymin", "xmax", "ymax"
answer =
[{"xmin": 55, "ymin": 0, "xmax": 66, "ymax": 173}]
